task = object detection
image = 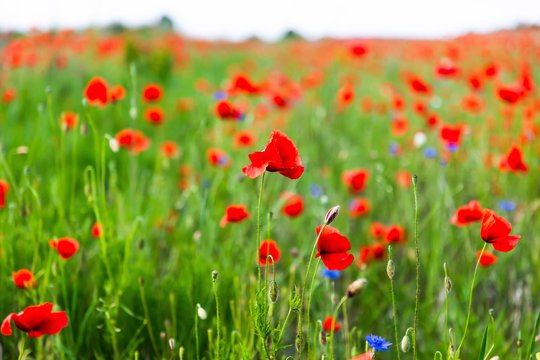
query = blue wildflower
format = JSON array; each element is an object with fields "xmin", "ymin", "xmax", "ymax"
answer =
[
  {"xmin": 213, "ymin": 91, "xmax": 227, "ymax": 101},
  {"xmin": 446, "ymin": 143, "xmax": 459, "ymax": 153},
  {"xmin": 423, "ymin": 147, "xmax": 437, "ymax": 158},
  {"xmin": 310, "ymin": 184, "xmax": 323, "ymax": 198},
  {"xmin": 389, "ymin": 142, "xmax": 400, "ymax": 156},
  {"xmin": 322, "ymin": 269, "xmax": 340, "ymax": 280},
  {"xmin": 366, "ymin": 334, "xmax": 392, "ymax": 352},
  {"xmin": 499, "ymin": 200, "xmax": 516, "ymax": 212}
]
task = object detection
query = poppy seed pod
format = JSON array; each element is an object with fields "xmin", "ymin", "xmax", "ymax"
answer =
[
  {"xmin": 346, "ymin": 278, "xmax": 368, "ymax": 298},
  {"xmin": 324, "ymin": 205, "xmax": 340, "ymax": 225}
]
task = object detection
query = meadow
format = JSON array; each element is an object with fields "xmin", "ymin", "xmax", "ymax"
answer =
[{"xmin": 0, "ymin": 27, "xmax": 539, "ymax": 359}]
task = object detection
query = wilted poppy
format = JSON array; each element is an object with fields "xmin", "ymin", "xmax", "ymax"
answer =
[
  {"xmin": 0, "ymin": 180, "xmax": 9, "ymax": 209},
  {"xmin": 322, "ymin": 316, "xmax": 342, "ymax": 332},
  {"xmin": 315, "ymin": 225, "xmax": 354, "ymax": 270},
  {"xmin": 451, "ymin": 200, "xmax": 483, "ymax": 227},
  {"xmin": 477, "ymin": 250, "xmax": 497, "ymax": 267},
  {"xmin": 242, "ymin": 130, "xmax": 304, "ymax": 180},
  {"xmin": 1, "ymin": 303, "xmax": 68, "ymax": 338},
  {"xmin": 342, "ymin": 169, "xmax": 369, "ymax": 193},
  {"xmin": 12, "ymin": 269, "xmax": 36, "ymax": 289},
  {"xmin": 142, "ymin": 83, "xmax": 163, "ymax": 102},
  {"xmin": 259, "ymin": 240, "xmax": 281, "ymax": 266},
  {"xmin": 49, "ymin": 237, "xmax": 79, "ymax": 260},
  {"xmin": 480, "ymin": 209, "xmax": 521, "ymax": 252},
  {"xmin": 220, "ymin": 205, "xmax": 250, "ymax": 227},
  {"xmin": 84, "ymin": 77, "xmax": 108, "ymax": 107},
  {"xmin": 280, "ymin": 192, "xmax": 304, "ymax": 218}
]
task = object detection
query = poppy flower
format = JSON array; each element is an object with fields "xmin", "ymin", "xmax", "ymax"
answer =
[
  {"xmin": 480, "ymin": 209, "xmax": 521, "ymax": 252},
  {"xmin": 109, "ymin": 85, "xmax": 126, "ymax": 102},
  {"xmin": 60, "ymin": 112, "xmax": 78, "ymax": 132},
  {"xmin": 220, "ymin": 205, "xmax": 250, "ymax": 227},
  {"xmin": 391, "ymin": 115, "xmax": 408, "ymax": 137},
  {"xmin": 369, "ymin": 222, "xmax": 386, "ymax": 239},
  {"xmin": 497, "ymin": 85, "xmax": 522, "ymax": 105},
  {"xmin": 349, "ymin": 43, "xmax": 368, "ymax": 58},
  {"xmin": 468, "ymin": 74, "xmax": 482, "ymax": 91},
  {"xmin": 351, "ymin": 352, "xmax": 374, "ymax": 360},
  {"xmin": 348, "ymin": 198, "xmax": 370, "ymax": 218},
  {"xmin": 280, "ymin": 192, "xmax": 304, "ymax": 218},
  {"xmin": 207, "ymin": 148, "xmax": 231, "ymax": 167},
  {"xmin": 242, "ymin": 130, "xmax": 304, "ymax": 180},
  {"xmin": 2, "ymin": 88, "xmax": 16, "ymax": 104},
  {"xmin": 484, "ymin": 63, "xmax": 498, "ymax": 78},
  {"xmin": 215, "ymin": 100, "xmax": 241, "ymax": 120},
  {"xmin": 234, "ymin": 130, "xmax": 256, "ymax": 148},
  {"xmin": 407, "ymin": 75, "xmax": 431, "ymax": 95},
  {"xmin": 384, "ymin": 225, "xmax": 406, "ymax": 244},
  {"xmin": 0, "ymin": 180, "xmax": 9, "ymax": 209},
  {"xmin": 49, "ymin": 237, "xmax": 79, "ymax": 260},
  {"xmin": 396, "ymin": 170, "xmax": 412, "ymax": 189},
  {"xmin": 259, "ymin": 240, "xmax": 281, "ymax": 266},
  {"xmin": 357, "ymin": 243, "xmax": 385, "ymax": 268},
  {"xmin": 142, "ymin": 83, "xmax": 163, "ymax": 102},
  {"xmin": 160, "ymin": 141, "xmax": 180, "ymax": 158},
  {"xmin": 144, "ymin": 107, "xmax": 165, "ymax": 125},
  {"xmin": 229, "ymin": 74, "xmax": 259, "ymax": 95},
  {"xmin": 337, "ymin": 83, "xmax": 355, "ymax": 108},
  {"xmin": 315, "ymin": 225, "xmax": 354, "ymax": 271},
  {"xmin": 477, "ymin": 250, "xmax": 497, "ymax": 267},
  {"xmin": 439, "ymin": 124, "xmax": 463, "ymax": 147},
  {"xmin": 342, "ymin": 169, "xmax": 369, "ymax": 193},
  {"xmin": 322, "ymin": 316, "xmax": 341, "ymax": 332},
  {"xmin": 84, "ymin": 77, "xmax": 108, "ymax": 107},
  {"xmin": 451, "ymin": 200, "xmax": 483, "ymax": 227},
  {"xmin": 436, "ymin": 58, "xmax": 459, "ymax": 77},
  {"xmin": 91, "ymin": 223, "xmax": 103, "ymax": 238},
  {"xmin": 1, "ymin": 303, "xmax": 68, "ymax": 338},
  {"xmin": 12, "ymin": 269, "xmax": 36, "ymax": 289},
  {"xmin": 499, "ymin": 145, "xmax": 528, "ymax": 173},
  {"xmin": 115, "ymin": 129, "xmax": 151, "ymax": 154}
]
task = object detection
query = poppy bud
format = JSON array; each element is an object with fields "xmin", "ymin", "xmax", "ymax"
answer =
[
  {"xmin": 268, "ymin": 280, "xmax": 278, "ymax": 303},
  {"xmin": 196, "ymin": 304, "xmax": 207, "ymax": 320},
  {"xmin": 387, "ymin": 259, "xmax": 395, "ymax": 279},
  {"xmin": 346, "ymin": 278, "xmax": 368, "ymax": 298},
  {"xmin": 212, "ymin": 270, "xmax": 219, "ymax": 282},
  {"xmin": 400, "ymin": 333, "xmax": 411, "ymax": 352},
  {"xmin": 169, "ymin": 338, "xmax": 175, "ymax": 351},
  {"xmin": 319, "ymin": 330, "xmax": 327, "ymax": 346},
  {"xmin": 445, "ymin": 275, "xmax": 452, "ymax": 293},
  {"xmin": 324, "ymin": 205, "xmax": 340, "ymax": 225}
]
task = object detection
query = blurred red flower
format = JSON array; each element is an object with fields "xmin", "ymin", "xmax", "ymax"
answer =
[
  {"xmin": 280, "ymin": 192, "xmax": 304, "ymax": 218},
  {"xmin": 477, "ymin": 250, "xmax": 497, "ymax": 267},
  {"xmin": 1, "ymin": 303, "xmax": 68, "ymax": 338},
  {"xmin": 242, "ymin": 130, "xmax": 304, "ymax": 180},
  {"xmin": 342, "ymin": 169, "xmax": 369, "ymax": 193},
  {"xmin": 348, "ymin": 198, "xmax": 370, "ymax": 218},
  {"xmin": 49, "ymin": 237, "xmax": 79, "ymax": 260},
  {"xmin": 451, "ymin": 200, "xmax": 483, "ymax": 227},
  {"xmin": 115, "ymin": 129, "xmax": 151, "ymax": 154},
  {"xmin": 60, "ymin": 112, "xmax": 78, "ymax": 132},
  {"xmin": 84, "ymin": 77, "xmax": 108, "ymax": 107},
  {"xmin": 12, "ymin": 269, "xmax": 36, "ymax": 289},
  {"xmin": 0, "ymin": 180, "xmax": 9, "ymax": 209},
  {"xmin": 144, "ymin": 107, "xmax": 165, "ymax": 125},
  {"xmin": 220, "ymin": 205, "xmax": 250, "ymax": 227},
  {"xmin": 315, "ymin": 225, "xmax": 354, "ymax": 270},
  {"xmin": 357, "ymin": 243, "xmax": 385, "ymax": 268},
  {"xmin": 142, "ymin": 83, "xmax": 163, "ymax": 102},
  {"xmin": 480, "ymin": 209, "xmax": 521, "ymax": 252},
  {"xmin": 234, "ymin": 130, "xmax": 256, "ymax": 148},
  {"xmin": 91, "ymin": 223, "xmax": 103, "ymax": 239},
  {"xmin": 322, "ymin": 316, "xmax": 341, "ymax": 332},
  {"xmin": 160, "ymin": 141, "xmax": 180, "ymax": 158},
  {"xmin": 259, "ymin": 240, "xmax": 281, "ymax": 266},
  {"xmin": 109, "ymin": 85, "xmax": 126, "ymax": 102},
  {"xmin": 384, "ymin": 225, "xmax": 406, "ymax": 244},
  {"xmin": 499, "ymin": 145, "xmax": 528, "ymax": 173},
  {"xmin": 207, "ymin": 148, "xmax": 231, "ymax": 167}
]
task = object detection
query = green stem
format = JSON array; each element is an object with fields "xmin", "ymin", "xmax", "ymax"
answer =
[
  {"xmin": 256, "ymin": 172, "xmax": 266, "ymax": 288},
  {"xmin": 412, "ymin": 174, "xmax": 420, "ymax": 360},
  {"xmin": 329, "ymin": 296, "xmax": 348, "ymax": 360},
  {"xmin": 213, "ymin": 277, "xmax": 221, "ymax": 360},
  {"xmin": 139, "ymin": 278, "xmax": 159, "ymax": 355},
  {"xmin": 456, "ymin": 243, "xmax": 487, "ymax": 354},
  {"xmin": 195, "ymin": 309, "xmax": 200, "ymax": 360},
  {"xmin": 388, "ymin": 246, "xmax": 401, "ymax": 360}
]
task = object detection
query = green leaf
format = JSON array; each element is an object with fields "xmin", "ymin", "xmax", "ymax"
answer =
[{"xmin": 477, "ymin": 323, "xmax": 488, "ymax": 360}]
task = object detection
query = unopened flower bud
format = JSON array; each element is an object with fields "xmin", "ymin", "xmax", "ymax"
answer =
[
  {"xmin": 387, "ymin": 259, "xmax": 395, "ymax": 279},
  {"xmin": 168, "ymin": 338, "xmax": 175, "ymax": 351},
  {"xmin": 445, "ymin": 275, "xmax": 452, "ymax": 293},
  {"xmin": 346, "ymin": 278, "xmax": 368, "ymax": 298},
  {"xmin": 196, "ymin": 303, "xmax": 207, "ymax": 320},
  {"xmin": 324, "ymin": 205, "xmax": 340, "ymax": 225},
  {"xmin": 212, "ymin": 270, "xmax": 218, "ymax": 281},
  {"xmin": 400, "ymin": 333, "xmax": 411, "ymax": 352},
  {"xmin": 268, "ymin": 280, "xmax": 279, "ymax": 303},
  {"xmin": 319, "ymin": 330, "xmax": 327, "ymax": 346}
]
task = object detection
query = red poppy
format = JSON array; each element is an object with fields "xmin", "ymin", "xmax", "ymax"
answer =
[
  {"xmin": 280, "ymin": 192, "xmax": 304, "ymax": 218},
  {"xmin": 499, "ymin": 145, "xmax": 528, "ymax": 173},
  {"xmin": 0, "ymin": 180, "xmax": 9, "ymax": 209},
  {"xmin": 407, "ymin": 75, "xmax": 431, "ymax": 95},
  {"xmin": 242, "ymin": 130, "xmax": 304, "ymax": 180},
  {"xmin": 369, "ymin": 222, "xmax": 386, "ymax": 239},
  {"xmin": 342, "ymin": 169, "xmax": 369, "ymax": 193},
  {"xmin": 451, "ymin": 200, "xmax": 483, "ymax": 227},
  {"xmin": 315, "ymin": 225, "xmax": 354, "ymax": 271},
  {"xmin": 2, "ymin": 88, "xmax": 16, "ymax": 104},
  {"xmin": 480, "ymin": 209, "xmax": 521, "ymax": 252},
  {"xmin": 229, "ymin": 74, "xmax": 259, "ymax": 95},
  {"xmin": 207, "ymin": 148, "xmax": 231, "ymax": 167},
  {"xmin": 115, "ymin": 129, "xmax": 151, "ymax": 154},
  {"xmin": 477, "ymin": 250, "xmax": 497, "ymax": 267},
  {"xmin": 385, "ymin": 225, "xmax": 406, "ymax": 244},
  {"xmin": 357, "ymin": 243, "xmax": 385, "ymax": 268},
  {"xmin": 144, "ymin": 107, "xmax": 165, "ymax": 125},
  {"xmin": 337, "ymin": 83, "xmax": 355, "ymax": 108},
  {"xmin": 439, "ymin": 124, "xmax": 463, "ymax": 146},
  {"xmin": 436, "ymin": 58, "xmax": 459, "ymax": 77},
  {"xmin": 484, "ymin": 63, "xmax": 498, "ymax": 78},
  {"xmin": 160, "ymin": 141, "xmax": 180, "ymax": 158},
  {"xmin": 351, "ymin": 352, "xmax": 374, "ymax": 360},
  {"xmin": 12, "ymin": 269, "xmax": 36, "ymax": 289},
  {"xmin": 142, "ymin": 83, "xmax": 163, "ymax": 102},
  {"xmin": 60, "ymin": 112, "xmax": 78, "ymax": 132},
  {"xmin": 84, "ymin": 77, "xmax": 108, "ymax": 107},
  {"xmin": 1, "ymin": 303, "xmax": 68, "ymax": 338},
  {"xmin": 91, "ymin": 223, "xmax": 102, "ymax": 238},
  {"xmin": 322, "ymin": 316, "xmax": 341, "ymax": 332},
  {"xmin": 396, "ymin": 170, "xmax": 412, "ymax": 189},
  {"xmin": 259, "ymin": 240, "xmax": 281, "ymax": 266},
  {"xmin": 220, "ymin": 205, "xmax": 250, "ymax": 227},
  {"xmin": 49, "ymin": 237, "xmax": 79, "ymax": 260},
  {"xmin": 391, "ymin": 116, "xmax": 408, "ymax": 136},
  {"xmin": 109, "ymin": 85, "xmax": 126, "ymax": 102},
  {"xmin": 468, "ymin": 74, "xmax": 482, "ymax": 91},
  {"xmin": 348, "ymin": 198, "xmax": 370, "ymax": 218},
  {"xmin": 425, "ymin": 113, "xmax": 439, "ymax": 128},
  {"xmin": 234, "ymin": 130, "xmax": 256, "ymax": 148},
  {"xmin": 349, "ymin": 43, "xmax": 368, "ymax": 58},
  {"xmin": 215, "ymin": 100, "xmax": 241, "ymax": 120}
]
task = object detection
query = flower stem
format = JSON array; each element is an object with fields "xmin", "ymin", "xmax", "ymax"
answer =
[
  {"xmin": 456, "ymin": 243, "xmax": 487, "ymax": 355},
  {"xmin": 213, "ymin": 277, "xmax": 221, "ymax": 359},
  {"xmin": 388, "ymin": 246, "xmax": 401, "ymax": 360},
  {"xmin": 256, "ymin": 172, "xmax": 266, "ymax": 288},
  {"xmin": 329, "ymin": 295, "xmax": 348, "ymax": 360},
  {"xmin": 412, "ymin": 174, "xmax": 420, "ymax": 360}
]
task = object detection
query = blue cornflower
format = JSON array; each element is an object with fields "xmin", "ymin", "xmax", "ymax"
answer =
[
  {"xmin": 446, "ymin": 143, "xmax": 459, "ymax": 153},
  {"xmin": 322, "ymin": 269, "xmax": 340, "ymax": 280},
  {"xmin": 366, "ymin": 334, "xmax": 392, "ymax": 352},
  {"xmin": 423, "ymin": 147, "xmax": 437, "ymax": 159},
  {"xmin": 499, "ymin": 200, "xmax": 516, "ymax": 212},
  {"xmin": 389, "ymin": 142, "xmax": 400, "ymax": 156},
  {"xmin": 213, "ymin": 91, "xmax": 227, "ymax": 101},
  {"xmin": 310, "ymin": 184, "xmax": 323, "ymax": 198}
]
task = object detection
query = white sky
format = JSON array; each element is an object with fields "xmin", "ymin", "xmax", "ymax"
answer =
[{"xmin": 1, "ymin": 0, "xmax": 539, "ymax": 40}]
